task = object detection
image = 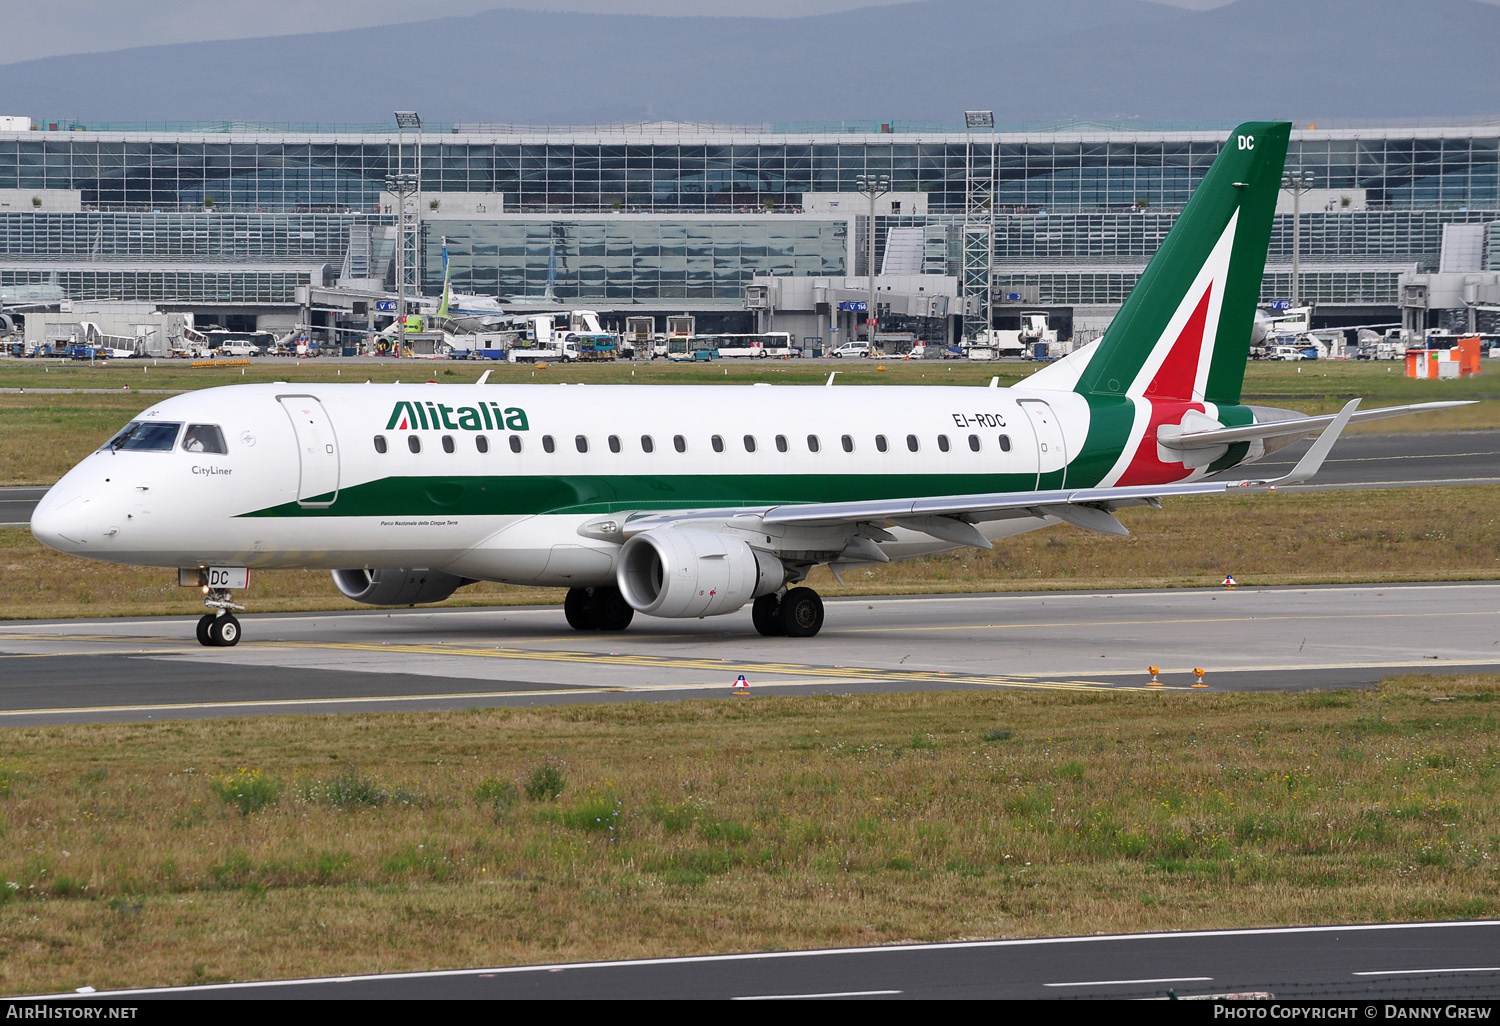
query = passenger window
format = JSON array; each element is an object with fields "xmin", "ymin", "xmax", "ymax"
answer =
[
  {"xmin": 641, "ymin": 435, "xmax": 655, "ymax": 453},
  {"xmin": 182, "ymin": 424, "xmax": 228, "ymax": 454},
  {"xmin": 674, "ymin": 435, "xmax": 686, "ymax": 453},
  {"xmin": 442, "ymin": 435, "xmax": 455, "ymax": 453},
  {"xmin": 509, "ymin": 435, "xmax": 523, "ymax": 453},
  {"xmin": 807, "ymin": 434, "xmax": 821, "ymax": 453},
  {"xmin": 576, "ymin": 435, "xmax": 589, "ymax": 454},
  {"xmin": 775, "ymin": 434, "xmax": 788, "ymax": 453},
  {"xmin": 476, "ymin": 436, "xmax": 489, "ymax": 453},
  {"xmin": 875, "ymin": 434, "xmax": 888, "ymax": 453},
  {"xmin": 841, "ymin": 435, "xmax": 854, "ymax": 453},
  {"xmin": 968, "ymin": 434, "xmax": 981, "ymax": 452},
  {"xmin": 711, "ymin": 434, "xmax": 724, "ymax": 453},
  {"xmin": 998, "ymin": 434, "xmax": 1011, "ymax": 452},
  {"xmin": 938, "ymin": 435, "xmax": 951, "ymax": 453},
  {"xmin": 743, "ymin": 435, "xmax": 756, "ymax": 453},
  {"xmin": 542, "ymin": 435, "xmax": 556, "ymax": 453},
  {"xmin": 373, "ymin": 435, "xmax": 388, "ymax": 454},
  {"xmin": 906, "ymin": 434, "xmax": 919, "ymax": 452},
  {"xmin": 608, "ymin": 435, "xmax": 621, "ymax": 453},
  {"xmin": 408, "ymin": 435, "xmax": 421, "ymax": 454}
]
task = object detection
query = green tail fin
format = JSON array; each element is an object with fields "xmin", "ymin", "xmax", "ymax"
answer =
[{"xmin": 1075, "ymin": 122, "xmax": 1290, "ymax": 405}]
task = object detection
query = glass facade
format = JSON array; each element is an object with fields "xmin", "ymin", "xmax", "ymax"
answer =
[
  {"xmin": 0, "ymin": 121, "xmax": 1495, "ymax": 309},
  {"xmin": 992, "ymin": 210, "xmax": 1499, "ymax": 270},
  {"xmin": 995, "ymin": 268, "xmax": 1408, "ymax": 308},
  {"xmin": 0, "ymin": 212, "xmax": 372, "ymax": 260},
  {"xmin": 0, "ymin": 127, "xmax": 1494, "ymax": 215},
  {"xmin": 431, "ymin": 218, "xmax": 846, "ymax": 301},
  {"xmin": 0, "ymin": 267, "xmax": 312, "ymax": 304}
]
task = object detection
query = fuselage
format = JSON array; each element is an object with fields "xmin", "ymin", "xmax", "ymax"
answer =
[{"xmin": 30, "ymin": 380, "xmax": 1274, "ymax": 586}]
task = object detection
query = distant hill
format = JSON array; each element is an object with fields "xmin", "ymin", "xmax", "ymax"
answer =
[{"xmin": 0, "ymin": 0, "xmax": 1496, "ymax": 124}]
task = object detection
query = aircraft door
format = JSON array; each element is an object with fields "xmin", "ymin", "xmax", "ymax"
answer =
[
  {"xmin": 1018, "ymin": 398, "xmax": 1067, "ymax": 489},
  {"xmin": 277, "ymin": 395, "xmax": 340, "ymax": 507}
]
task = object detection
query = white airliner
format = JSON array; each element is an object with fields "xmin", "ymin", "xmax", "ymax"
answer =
[{"xmin": 30, "ymin": 122, "xmax": 1469, "ymax": 646}]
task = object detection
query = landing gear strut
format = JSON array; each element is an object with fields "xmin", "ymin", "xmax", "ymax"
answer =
[
  {"xmin": 197, "ymin": 588, "xmax": 245, "ymax": 647},
  {"xmin": 752, "ymin": 587, "xmax": 824, "ymax": 638},
  {"xmin": 563, "ymin": 586, "xmax": 635, "ymax": 632}
]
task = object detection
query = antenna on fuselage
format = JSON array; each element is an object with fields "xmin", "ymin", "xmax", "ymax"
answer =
[
  {"xmin": 476, "ymin": 370, "xmax": 491, "ymax": 385},
  {"xmin": 825, "ymin": 372, "xmax": 837, "ymax": 386}
]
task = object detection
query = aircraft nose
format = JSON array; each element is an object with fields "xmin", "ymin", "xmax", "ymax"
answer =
[{"xmin": 30, "ymin": 488, "xmax": 92, "ymax": 552}]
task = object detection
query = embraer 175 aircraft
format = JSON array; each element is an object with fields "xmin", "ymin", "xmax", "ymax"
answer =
[{"xmin": 31, "ymin": 122, "xmax": 1469, "ymax": 646}]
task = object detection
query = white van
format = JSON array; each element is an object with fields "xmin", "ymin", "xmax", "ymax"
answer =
[{"xmin": 830, "ymin": 341, "xmax": 870, "ymax": 359}]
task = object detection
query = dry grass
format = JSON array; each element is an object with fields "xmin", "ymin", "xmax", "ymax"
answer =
[
  {"xmin": 0, "ymin": 675, "xmax": 1496, "ymax": 993},
  {"xmin": 4, "ymin": 485, "xmax": 1497, "ymax": 620}
]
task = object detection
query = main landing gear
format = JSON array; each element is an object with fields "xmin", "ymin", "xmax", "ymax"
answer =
[
  {"xmin": 196, "ymin": 588, "xmax": 245, "ymax": 647},
  {"xmin": 751, "ymin": 587, "xmax": 824, "ymax": 638},
  {"xmin": 564, "ymin": 585, "xmax": 635, "ymax": 632}
]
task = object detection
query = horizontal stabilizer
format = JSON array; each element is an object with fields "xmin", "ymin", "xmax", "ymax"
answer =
[{"xmin": 1162, "ymin": 400, "xmax": 1475, "ymax": 450}]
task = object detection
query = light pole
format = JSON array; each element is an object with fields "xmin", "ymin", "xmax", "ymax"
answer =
[
  {"xmin": 391, "ymin": 111, "xmax": 423, "ymax": 349},
  {"xmin": 1281, "ymin": 169, "xmax": 1314, "ymax": 310},
  {"xmin": 855, "ymin": 173, "xmax": 890, "ymax": 346},
  {"xmin": 385, "ymin": 171, "xmax": 419, "ymax": 341},
  {"xmin": 963, "ymin": 110, "xmax": 996, "ymax": 343}
]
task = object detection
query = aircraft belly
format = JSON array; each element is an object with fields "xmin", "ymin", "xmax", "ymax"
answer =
[
  {"xmin": 115, "ymin": 514, "xmax": 521, "ymax": 572},
  {"xmin": 446, "ymin": 515, "xmax": 620, "ymax": 586}
]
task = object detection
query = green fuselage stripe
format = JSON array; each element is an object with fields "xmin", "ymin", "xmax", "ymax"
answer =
[{"xmin": 242, "ymin": 469, "xmax": 1072, "ymax": 519}]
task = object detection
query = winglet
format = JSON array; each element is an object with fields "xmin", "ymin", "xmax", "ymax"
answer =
[{"xmin": 1268, "ymin": 398, "xmax": 1360, "ymax": 486}]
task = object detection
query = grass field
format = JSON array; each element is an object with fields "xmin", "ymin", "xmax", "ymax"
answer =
[
  {"xmin": 0, "ymin": 675, "xmax": 1496, "ymax": 994},
  {"xmin": 4, "ymin": 485, "xmax": 1498, "ymax": 620},
  {"xmin": 1, "ymin": 358, "xmax": 1496, "ymax": 993}
]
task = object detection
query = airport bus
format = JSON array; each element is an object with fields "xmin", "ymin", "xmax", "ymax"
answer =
[{"xmin": 713, "ymin": 333, "xmax": 794, "ymax": 358}]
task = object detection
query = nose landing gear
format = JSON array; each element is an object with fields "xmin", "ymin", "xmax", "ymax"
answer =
[
  {"xmin": 197, "ymin": 612, "xmax": 241, "ymax": 647},
  {"xmin": 196, "ymin": 588, "xmax": 245, "ymax": 647}
]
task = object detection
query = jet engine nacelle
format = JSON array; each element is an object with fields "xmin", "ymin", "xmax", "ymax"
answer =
[
  {"xmin": 331, "ymin": 568, "xmax": 471, "ymax": 606},
  {"xmin": 616, "ymin": 529, "xmax": 784, "ymax": 618}
]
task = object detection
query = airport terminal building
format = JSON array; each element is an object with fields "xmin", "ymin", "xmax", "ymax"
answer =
[{"xmin": 2, "ymin": 117, "xmax": 1498, "ymax": 343}]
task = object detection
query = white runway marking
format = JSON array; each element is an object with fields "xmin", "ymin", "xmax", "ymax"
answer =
[
  {"xmin": 1044, "ymin": 976, "xmax": 1213, "ymax": 987},
  {"xmin": 733, "ymin": 990, "xmax": 902, "ymax": 1000}
]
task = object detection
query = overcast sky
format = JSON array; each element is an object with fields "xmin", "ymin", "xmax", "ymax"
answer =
[{"xmin": 7, "ymin": 0, "xmax": 1246, "ymax": 64}]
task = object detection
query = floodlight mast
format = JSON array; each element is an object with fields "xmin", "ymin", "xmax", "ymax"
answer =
[
  {"xmin": 1281, "ymin": 169, "xmax": 1315, "ymax": 309},
  {"xmin": 963, "ymin": 111, "xmax": 996, "ymax": 343},
  {"xmin": 391, "ymin": 111, "xmax": 423, "ymax": 340},
  {"xmin": 855, "ymin": 173, "xmax": 891, "ymax": 347}
]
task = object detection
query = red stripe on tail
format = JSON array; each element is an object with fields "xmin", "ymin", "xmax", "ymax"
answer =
[{"xmin": 1143, "ymin": 284, "xmax": 1213, "ymax": 400}]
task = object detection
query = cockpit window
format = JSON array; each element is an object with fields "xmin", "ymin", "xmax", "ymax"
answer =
[
  {"xmin": 101, "ymin": 421, "xmax": 182, "ymax": 452},
  {"xmin": 182, "ymin": 424, "xmax": 228, "ymax": 454}
]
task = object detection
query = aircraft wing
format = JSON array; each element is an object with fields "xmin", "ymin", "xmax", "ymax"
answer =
[{"xmin": 613, "ymin": 402, "xmax": 1363, "ymax": 549}]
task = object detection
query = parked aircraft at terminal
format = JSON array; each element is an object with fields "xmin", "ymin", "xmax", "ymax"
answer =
[{"xmin": 29, "ymin": 122, "xmax": 1470, "ymax": 646}]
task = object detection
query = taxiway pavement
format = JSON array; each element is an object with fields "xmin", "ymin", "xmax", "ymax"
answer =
[{"xmin": 2, "ymin": 582, "xmax": 1497, "ymax": 724}]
